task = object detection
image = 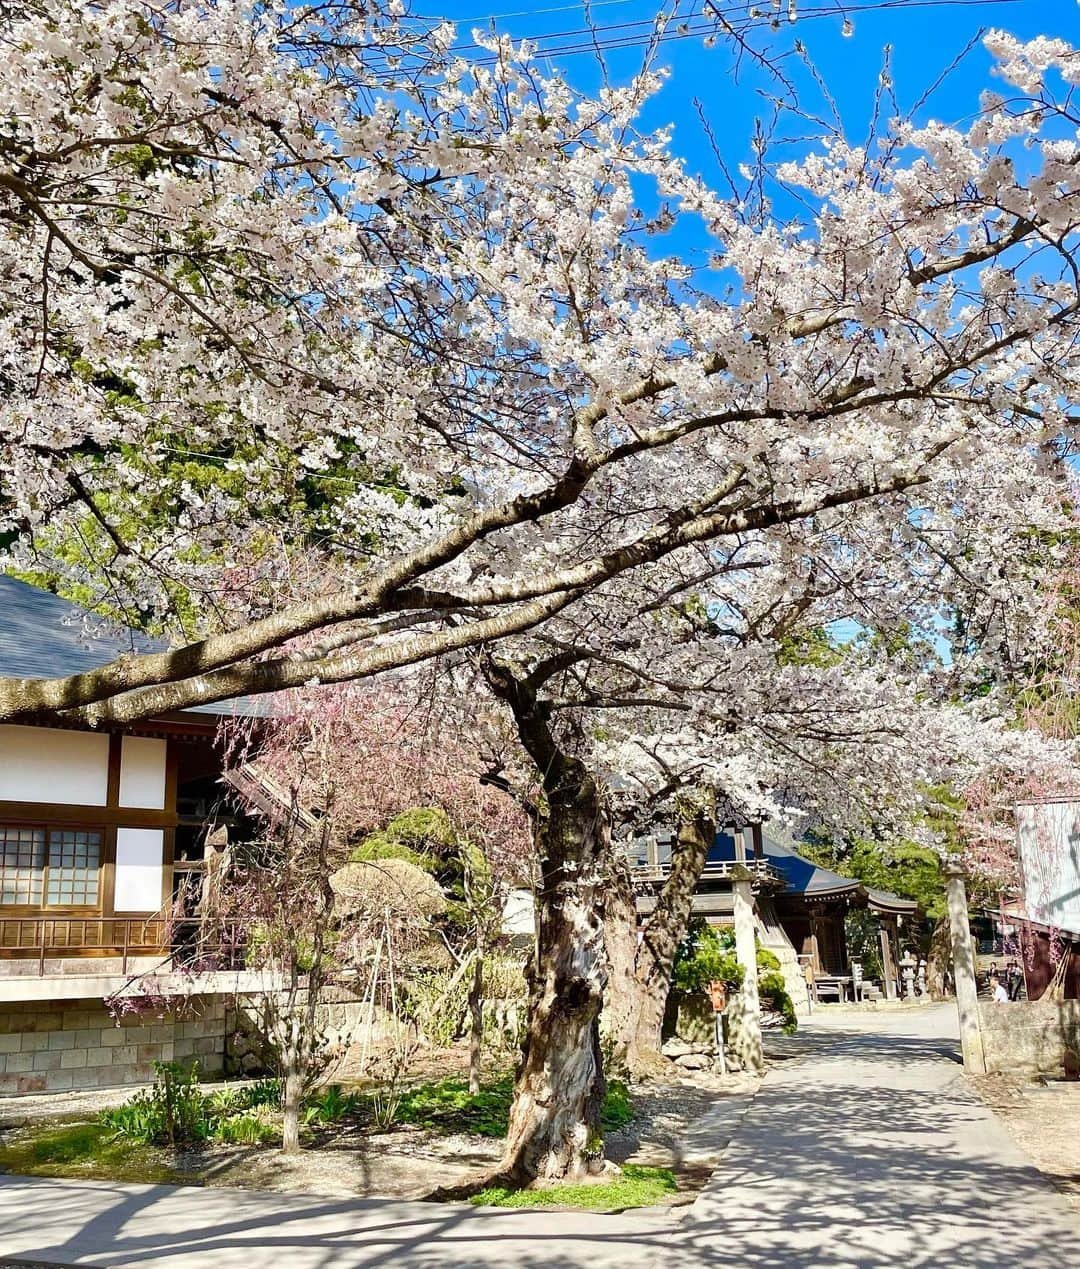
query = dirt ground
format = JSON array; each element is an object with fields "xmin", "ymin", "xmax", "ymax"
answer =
[
  {"xmin": 972, "ymin": 1073, "xmax": 1080, "ymax": 1214},
  {"xmin": 196, "ymin": 1070, "xmax": 757, "ymax": 1201},
  {"xmin": 0, "ymin": 1064, "xmax": 758, "ymax": 1203}
]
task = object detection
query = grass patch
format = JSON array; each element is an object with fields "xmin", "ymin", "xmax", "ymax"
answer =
[
  {"xmin": 471, "ymin": 1164, "xmax": 677, "ymax": 1210},
  {"xmin": 390, "ymin": 1075, "xmax": 633, "ymax": 1138},
  {"xmin": 0, "ymin": 1120, "xmax": 183, "ymax": 1185},
  {"xmin": 393, "ymin": 1074, "xmax": 514, "ymax": 1136}
]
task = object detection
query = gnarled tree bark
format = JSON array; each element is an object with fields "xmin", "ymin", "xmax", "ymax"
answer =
[
  {"xmin": 605, "ymin": 790, "xmax": 717, "ymax": 1073},
  {"xmin": 483, "ymin": 657, "xmax": 613, "ymax": 1186}
]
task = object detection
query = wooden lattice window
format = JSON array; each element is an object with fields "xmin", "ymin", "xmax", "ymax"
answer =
[
  {"xmin": 0, "ymin": 825, "xmax": 102, "ymax": 908},
  {"xmin": 0, "ymin": 826, "xmax": 45, "ymax": 905}
]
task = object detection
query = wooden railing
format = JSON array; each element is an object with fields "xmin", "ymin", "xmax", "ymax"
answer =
[
  {"xmin": 0, "ymin": 916, "xmax": 170, "ymax": 974},
  {"xmin": 632, "ymin": 858, "xmax": 785, "ymax": 886}
]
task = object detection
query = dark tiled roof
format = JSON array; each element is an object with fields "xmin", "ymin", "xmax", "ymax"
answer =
[
  {"xmin": 699, "ymin": 828, "xmax": 918, "ymax": 913},
  {"xmin": 760, "ymin": 836, "xmax": 918, "ymax": 912},
  {"xmin": 758, "ymin": 835, "xmax": 864, "ymax": 900},
  {"xmin": 0, "ymin": 574, "xmax": 265, "ymax": 719},
  {"xmin": 865, "ymin": 886, "xmax": 919, "ymax": 916}
]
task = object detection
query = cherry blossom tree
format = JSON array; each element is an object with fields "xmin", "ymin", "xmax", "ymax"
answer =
[
  {"xmin": 4, "ymin": 0, "xmax": 1080, "ymax": 1187},
  {"xmin": 466, "ymin": 567, "xmax": 1067, "ymax": 1186},
  {"xmin": 186, "ymin": 680, "xmax": 527, "ymax": 1153},
  {"xmin": 0, "ymin": 7, "xmax": 1077, "ymax": 730}
]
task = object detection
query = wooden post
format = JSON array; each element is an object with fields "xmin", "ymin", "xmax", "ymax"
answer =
[
  {"xmin": 944, "ymin": 863, "xmax": 986, "ymax": 1074},
  {"xmin": 729, "ymin": 828, "xmax": 764, "ymax": 1075}
]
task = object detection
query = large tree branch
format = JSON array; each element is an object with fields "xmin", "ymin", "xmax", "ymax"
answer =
[
  {"xmin": 0, "ymin": 436, "xmax": 954, "ymax": 724},
  {"xmin": 56, "ymin": 589, "xmax": 585, "ymax": 728}
]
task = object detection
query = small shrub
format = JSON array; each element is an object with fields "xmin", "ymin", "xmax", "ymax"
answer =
[
  {"xmin": 214, "ymin": 1112, "xmax": 278, "ymax": 1145},
  {"xmin": 236, "ymin": 1078, "xmax": 283, "ymax": 1111},
  {"xmin": 303, "ymin": 1084, "xmax": 360, "ymax": 1125},
  {"xmin": 672, "ymin": 921, "xmax": 744, "ymax": 993},
  {"xmin": 101, "ymin": 1066, "xmax": 290, "ymax": 1149},
  {"xmin": 98, "ymin": 1097, "xmax": 163, "ymax": 1144},
  {"xmin": 100, "ymin": 1062, "xmax": 211, "ymax": 1147},
  {"xmin": 759, "ymin": 970, "xmax": 798, "ymax": 1034}
]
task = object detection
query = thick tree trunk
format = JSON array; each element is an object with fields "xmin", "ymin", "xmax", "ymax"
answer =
[
  {"xmin": 600, "ymin": 856, "xmax": 641, "ymax": 1070},
  {"xmin": 605, "ymin": 792, "xmax": 716, "ymax": 1073},
  {"xmin": 463, "ymin": 655, "xmax": 616, "ymax": 1189},
  {"xmin": 926, "ymin": 915, "xmax": 952, "ymax": 1000},
  {"xmin": 499, "ymin": 776, "xmax": 611, "ymax": 1184},
  {"xmin": 468, "ymin": 950, "xmax": 484, "ymax": 1096}
]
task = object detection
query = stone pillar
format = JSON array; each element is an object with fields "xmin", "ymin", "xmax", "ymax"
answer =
[
  {"xmin": 945, "ymin": 863, "xmax": 986, "ymax": 1074},
  {"xmin": 729, "ymin": 867, "xmax": 764, "ymax": 1075}
]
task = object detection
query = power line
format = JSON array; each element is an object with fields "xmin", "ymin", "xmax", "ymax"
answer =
[
  {"xmin": 368, "ymin": 0, "xmax": 1020, "ymax": 71},
  {"xmin": 413, "ymin": 0, "xmax": 639, "ymax": 25}
]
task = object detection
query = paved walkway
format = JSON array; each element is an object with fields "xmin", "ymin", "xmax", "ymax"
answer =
[
  {"xmin": 1, "ymin": 1005, "xmax": 1077, "ymax": 1268},
  {"xmin": 688, "ymin": 1004, "xmax": 1080, "ymax": 1267}
]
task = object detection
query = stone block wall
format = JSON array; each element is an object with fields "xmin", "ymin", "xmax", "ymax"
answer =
[
  {"xmin": 223, "ymin": 988, "xmax": 390, "ymax": 1081},
  {"xmin": 0, "ymin": 996, "xmax": 228, "ymax": 1095},
  {"xmin": 978, "ymin": 999, "xmax": 1080, "ymax": 1077}
]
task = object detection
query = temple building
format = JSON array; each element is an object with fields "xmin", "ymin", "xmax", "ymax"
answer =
[
  {"xmin": 0, "ymin": 576, "xmax": 262, "ymax": 1094},
  {"xmin": 633, "ymin": 824, "xmax": 920, "ymax": 1010}
]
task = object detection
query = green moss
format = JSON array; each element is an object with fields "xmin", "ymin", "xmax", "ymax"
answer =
[
  {"xmin": 350, "ymin": 806, "xmax": 463, "ymax": 871},
  {"xmin": 348, "ymin": 837, "xmax": 437, "ymax": 872},
  {"xmin": 0, "ymin": 1121, "xmax": 184, "ymax": 1185},
  {"xmin": 471, "ymin": 1164, "xmax": 677, "ymax": 1210}
]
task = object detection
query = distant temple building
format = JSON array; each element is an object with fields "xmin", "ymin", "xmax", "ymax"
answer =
[{"xmin": 633, "ymin": 825, "xmax": 919, "ymax": 1010}]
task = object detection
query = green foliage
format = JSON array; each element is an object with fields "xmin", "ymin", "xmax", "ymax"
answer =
[
  {"xmin": 599, "ymin": 1079, "xmax": 634, "ymax": 1132},
  {"xmin": 844, "ymin": 910, "xmax": 884, "ymax": 980},
  {"xmin": 393, "ymin": 1074, "xmax": 514, "ymax": 1136},
  {"xmin": 101, "ymin": 1062, "xmax": 211, "ymax": 1147},
  {"xmin": 303, "ymin": 1084, "xmax": 361, "ymax": 1125},
  {"xmin": 213, "ymin": 1111, "xmax": 279, "ymax": 1145},
  {"xmin": 386, "ymin": 1075, "xmax": 632, "ymax": 1139},
  {"xmin": 758, "ymin": 971, "xmax": 798, "ymax": 1034},
  {"xmin": 800, "ymin": 831, "xmax": 947, "ymax": 920},
  {"xmin": 349, "ymin": 837, "xmax": 438, "ymax": 873},
  {"xmin": 100, "ymin": 1066, "xmax": 286, "ymax": 1148},
  {"xmin": 673, "ymin": 921, "xmax": 797, "ymax": 1033},
  {"xmin": 355, "ymin": 806, "xmax": 457, "ymax": 866},
  {"xmin": 672, "ymin": 920, "xmax": 744, "ymax": 993},
  {"xmin": 471, "ymin": 1164, "xmax": 677, "ymax": 1210},
  {"xmin": 237, "ymin": 1078, "xmax": 283, "ymax": 1110}
]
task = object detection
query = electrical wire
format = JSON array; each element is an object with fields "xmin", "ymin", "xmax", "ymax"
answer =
[{"xmin": 365, "ymin": 0, "xmax": 1019, "ymax": 71}]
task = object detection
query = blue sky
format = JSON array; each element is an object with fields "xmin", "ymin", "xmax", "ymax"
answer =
[{"xmin": 419, "ymin": 1, "xmax": 1080, "ymax": 182}]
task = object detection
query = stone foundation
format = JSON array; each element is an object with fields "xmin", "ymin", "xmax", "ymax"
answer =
[
  {"xmin": 978, "ymin": 999, "xmax": 1080, "ymax": 1077},
  {"xmin": 223, "ymin": 988, "xmax": 395, "ymax": 1081},
  {"xmin": 0, "ymin": 996, "xmax": 228, "ymax": 1095}
]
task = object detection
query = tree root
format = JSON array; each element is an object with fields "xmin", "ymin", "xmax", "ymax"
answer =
[
  {"xmin": 422, "ymin": 1166, "xmax": 523, "ymax": 1203},
  {"xmin": 423, "ymin": 1156, "xmax": 623, "ymax": 1202}
]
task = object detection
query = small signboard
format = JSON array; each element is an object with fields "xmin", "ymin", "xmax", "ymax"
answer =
[{"xmin": 1015, "ymin": 800, "xmax": 1080, "ymax": 935}]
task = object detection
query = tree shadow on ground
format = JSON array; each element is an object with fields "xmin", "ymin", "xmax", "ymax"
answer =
[{"xmin": 2, "ymin": 1016, "xmax": 1078, "ymax": 1268}]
